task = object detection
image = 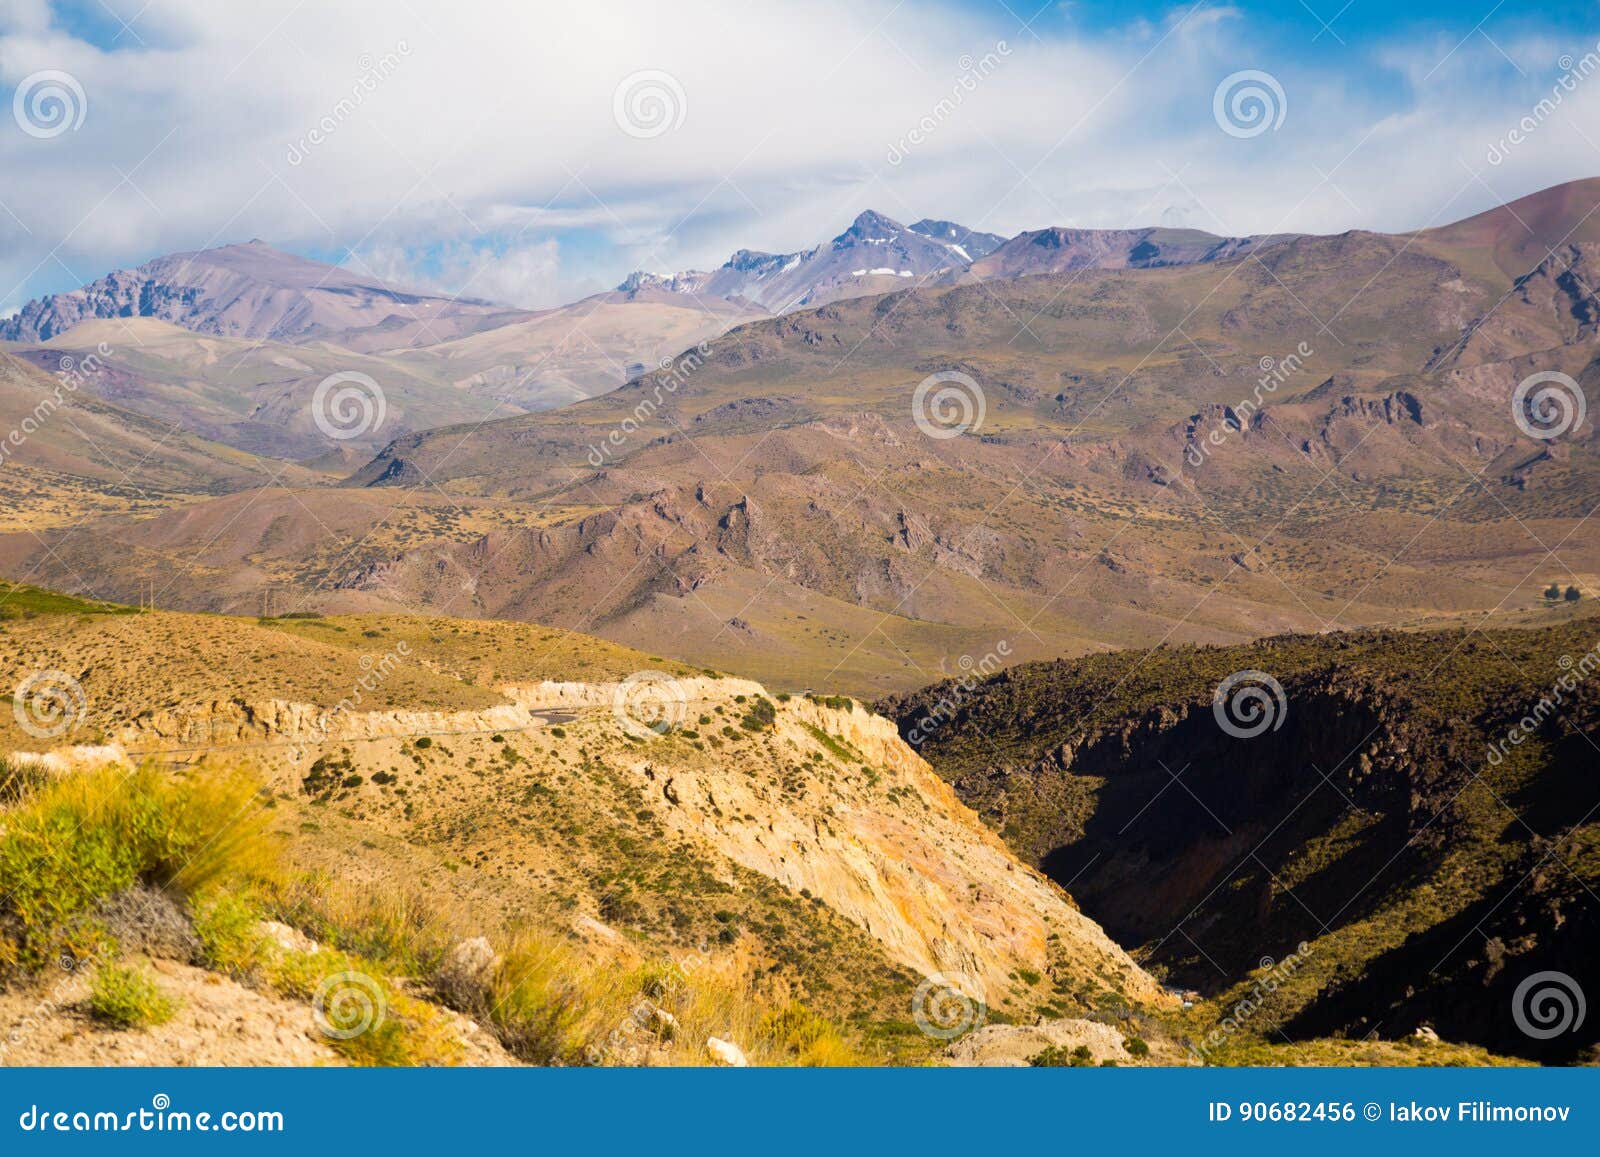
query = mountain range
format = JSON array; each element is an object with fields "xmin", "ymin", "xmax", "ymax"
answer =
[
  {"xmin": 616, "ymin": 212, "xmax": 1008, "ymax": 311},
  {"xmin": 0, "ymin": 240, "xmax": 527, "ymax": 347},
  {"xmin": 0, "ymin": 207, "xmax": 1327, "ymax": 465},
  {"xmin": 0, "ymin": 181, "xmax": 1597, "ymax": 695}
]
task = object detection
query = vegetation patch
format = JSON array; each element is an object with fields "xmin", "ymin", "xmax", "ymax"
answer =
[{"xmin": 88, "ymin": 962, "xmax": 179, "ymax": 1029}]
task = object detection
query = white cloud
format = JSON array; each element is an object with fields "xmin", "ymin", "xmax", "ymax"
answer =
[
  {"xmin": 0, "ymin": 0, "xmax": 1596, "ymax": 313},
  {"xmin": 353, "ymin": 237, "xmax": 563, "ymax": 309}
]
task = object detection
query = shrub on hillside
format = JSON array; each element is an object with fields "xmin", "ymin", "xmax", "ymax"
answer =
[
  {"xmin": 1028, "ymin": 1043, "xmax": 1095, "ymax": 1067},
  {"xmin": 0, "ymin": 764, "xmax": 271, "ymax": 972},
  {"xmin": 89, "ymin": 963, "xmax": 178, "ymax": 1028}
]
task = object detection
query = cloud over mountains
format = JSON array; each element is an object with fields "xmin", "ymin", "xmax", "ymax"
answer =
[{"xmin": 0, "ymin": 1, "xmax": 1596, "ymax": 315}]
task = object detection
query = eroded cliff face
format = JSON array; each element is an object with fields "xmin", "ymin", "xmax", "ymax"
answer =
[
  {"xmin": 13, "ymin": 677, "xmax": 1169, "ymax": 1018},
  {"xmin": 619, "ymin": 693, "xmax": 1165, "ymax": 1006},
  {"xmin": 885, "ymin": 623, "xmax": 1600, "ymax": 1062}
]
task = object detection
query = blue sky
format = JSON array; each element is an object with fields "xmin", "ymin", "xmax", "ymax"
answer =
[{"xmin": 2, "ymin": 0, "xmax": 1598, "ymax": 313}]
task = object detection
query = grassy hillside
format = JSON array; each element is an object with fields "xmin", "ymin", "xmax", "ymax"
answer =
[
  {"xmin": 0, "ymin": 759, "xmax": 879, "ymax": 1065},
  {"xmin": 2, "ymin": 596, "xmax": 1171, "ymax": 1064},
  {"xmin": 0, "ymin": 580, "xmax": 137, "ymax": 621}
]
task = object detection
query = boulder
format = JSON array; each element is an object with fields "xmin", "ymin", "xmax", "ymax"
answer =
[
  {"xmin": 705, "ymin": 1036, "xmax": 749, "ymax": 1067},
  {"xmin": 256, "ymin": 920, "xmax": 318, "ymax": 955}
]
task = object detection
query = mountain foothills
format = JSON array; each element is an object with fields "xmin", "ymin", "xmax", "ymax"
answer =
[
  {"xmin": 883, "ymin": 613, "xmax": 1600, "ymax": 1064},
  {"xmin": 4, "ymin": 180, "xmax": 1595, "ymax": 694},
  {"xmin": 0, "ymin": 590, "xmax": 1172, "ymax": 1066}
]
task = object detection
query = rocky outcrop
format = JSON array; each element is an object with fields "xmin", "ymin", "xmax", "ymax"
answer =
[
  {"xmin": 114, "ymin": 699, "xmax": 542, "ymax": 753},
  {"xmin": 626, "ymin": 693, "xmax": 1169, "ymax": 1008},
  {"xmin": 0, "ymin": 240, "xmax": 511, "ymax": 345}
]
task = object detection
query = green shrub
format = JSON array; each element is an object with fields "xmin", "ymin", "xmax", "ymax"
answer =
[
  {"xmin": 1028, "ymin": 1043, "xmax": 1095, "ymax": 1067},
  {"xmin": 193, "ymin": 892, "xmax": 269, "ymax": 974},
  {"xmin": 739, "ymin": 697, "xmax": 776, "ymax": 732},
  {"xmin": 0, "ymin": 765, "xmax": 272, "ymax": 973},
  {"xmin": 806, "ymin": 694, "xmax": 854, "ymax": 711},
  {"xmin": 89, "ymin": 963, "xmax": 178, "ymax": 1028}
]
